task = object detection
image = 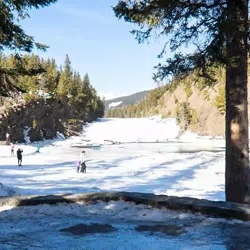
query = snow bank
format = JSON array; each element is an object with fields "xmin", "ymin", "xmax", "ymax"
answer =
[
  {"xmin": 177, "ymin": 131, "xmax": 225, "ymax": 149},
  {"xmin": 0, "ymin": 183, "xmax": 18, "ymax": 196},
  {"xmin": 0, "ymin": 184, "xmax": 8, "ymax": 196},
  {"xmin": 179, "ymin": 131, "xmax": 220, "ymax": 141}
]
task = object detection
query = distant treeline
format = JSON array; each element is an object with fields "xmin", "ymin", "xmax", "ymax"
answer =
[
  {"xmin": 105, "ymin": 66, "xmax": 227, "ymax": 120},
  {"xmin": 105, "ymin": 84, "xmax": 174, "ymax": 118}
]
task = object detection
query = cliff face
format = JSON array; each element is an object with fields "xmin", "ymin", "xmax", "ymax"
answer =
[
  {"xmin": 156, "ymin": 85, "xmax": 224, "ymax": 136},
  {"xmin": 145, "ymin": 80, "xmax": 250, "ymax": 137},
  {"xmin": 0, "ymin": 97, "xmax": 81, "ymax": 143}
]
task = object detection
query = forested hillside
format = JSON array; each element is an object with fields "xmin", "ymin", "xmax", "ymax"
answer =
[
  {"xmin": 0, "ymin": 53, "xmax": 104, "ymax": 142},
  {"xmin": 105, "ymin": 67, "xmax": 230, "ymax": 136}
]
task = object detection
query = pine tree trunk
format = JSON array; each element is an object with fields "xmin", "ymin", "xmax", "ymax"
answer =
[{"xmin": 225, "ymin": 0, "xmax": 250, "ymax": 203}]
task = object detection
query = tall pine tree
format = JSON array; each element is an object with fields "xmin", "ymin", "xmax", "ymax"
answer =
[
  {"xmin": 114, "ymin": 0, "xmax": 250, "ymax": 203},
  {"xmin": 57, "ymin": 54, "xmax": 73, "ymax": 97}
]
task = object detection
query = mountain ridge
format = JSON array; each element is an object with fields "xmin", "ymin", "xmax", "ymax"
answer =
[{"xmin": 104, "ymin": 90, "xmax": 151, "ymax": 109}]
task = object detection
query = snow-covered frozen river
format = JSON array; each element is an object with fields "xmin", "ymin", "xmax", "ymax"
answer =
[
  {"xmin": 3, "ymin": 118, "xmax": 250, "ymax": 250},
  {"xmin": 0, "ymin": 118, "xmax": 225, "ymax": 200}
]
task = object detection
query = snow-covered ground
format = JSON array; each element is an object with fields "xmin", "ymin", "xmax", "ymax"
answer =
[
  {"xmin": 0, "ymin": 118, "xmax": 225, "ymax": 200},
  {"xmin": 3, "ymin": 117, "xmax": 249, "ymax": 250},
  {"xmin": 1, "ymin": 200, "xmax": 250, "ymax": 250}
]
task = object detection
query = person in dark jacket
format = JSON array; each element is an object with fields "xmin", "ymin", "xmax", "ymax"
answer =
[
  {"xmin": 79, "ymin": 151, "xmax": 86, "ymax": 173},
  {"xmin": 17, "ymin": 148, "xmax": 23, "ymax": 166}
]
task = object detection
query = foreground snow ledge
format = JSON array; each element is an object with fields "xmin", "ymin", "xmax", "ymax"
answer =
[{"xmin": 1, "ymin": 191, "xmax": 250, "ymax": 221}]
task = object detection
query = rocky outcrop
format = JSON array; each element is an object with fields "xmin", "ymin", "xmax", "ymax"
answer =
[
  {"xmin": 157, "ymin": 84, "xmax": 225, "ymax": 136},
  {"xmin": 144, "ymin": 80, "xmax": 250, "ymax": 137},
  {"xmin": 0, "ymin": 97, "xmax": 82, "ymax": 143}
]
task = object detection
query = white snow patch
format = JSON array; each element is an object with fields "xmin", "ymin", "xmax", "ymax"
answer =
[
  {"xmin": 108, "ymin": 101, "xmax": 123, "ymax": 108},
  {"xmin": 23, "ymin": 127, "xmax": 31, "ymax": 143},
  {"xmin": 56, "ymin": 131, "xmax": 65, "ymax": 139},
  {"xmin": 149, "ymin": 114, "xmax": 163, "ymax": 121},
  {"xmin": 83, "ymin": 118, "xmax": 180, "ymax": 144}
]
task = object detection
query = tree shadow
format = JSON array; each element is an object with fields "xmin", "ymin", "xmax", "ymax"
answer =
[{"xmin": 0, "ymin": 152, "xmax": 224, "ymax": 200}]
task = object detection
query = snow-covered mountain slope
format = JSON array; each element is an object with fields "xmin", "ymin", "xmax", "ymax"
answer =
[{"xmin": 104, "ymin": 90, "xmax": 150, "ymax": 109}]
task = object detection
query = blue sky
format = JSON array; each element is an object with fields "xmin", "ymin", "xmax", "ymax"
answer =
[{"xmin": 21, "ymin": 0, "xmax": 167, "ymax": 99}]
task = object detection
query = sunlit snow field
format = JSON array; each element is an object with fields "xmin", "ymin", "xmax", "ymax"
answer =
[
  {"xmin": 3, "ymin": 118, "xmax": 249, "ymax": 250},
  {"xmin": 0, "ymin": 118, "xmax": 225, "ymax": 200}
]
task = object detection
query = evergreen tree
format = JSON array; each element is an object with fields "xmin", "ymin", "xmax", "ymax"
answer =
[
  {"xmin": 57, "ymin": 54, "xmax": 73, "ymax": 97},
  {"xmin": 64, "ymin": 54, "xmax": 72, "ymax": 77},
  {"xmin": 82, "ymin": 73, "xmax": 91, "ymax": 95},
  {"xmin": 71, "ymin": 71, "xmax": 81, "ymax": 98},
  {"xmin": 83, "ymin": 73, "xmax": 90, "ymax": 86},
  {"xmin": 43, "ymin": 58, "xmax": 59, "ymax": 93},
  {"xmin": 0, "ymin": 0, "xmax": 56, "ymax": 53},
  {"xmin": 16, "ymin": 54, "xmax": 45, "ymax": 91},
  {"xmin": 114, "ymin": 0, "xmax": 250, "ymax": 204}
]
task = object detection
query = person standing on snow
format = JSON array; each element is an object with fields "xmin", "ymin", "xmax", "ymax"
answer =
[
  {"xmin": 75, "ymin": 160, "xmax": 81, "ymax": 172},
  {"xmin": 10, "ymin": 143, "xmax": 14, "ymax": 155},
  {"xmin": 17, "ymin": 148, "xmax": 23, "ymax": 166},
  {"xmin": 79, "ymin": 150, "xmax": 86, "ymax": 173}
]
